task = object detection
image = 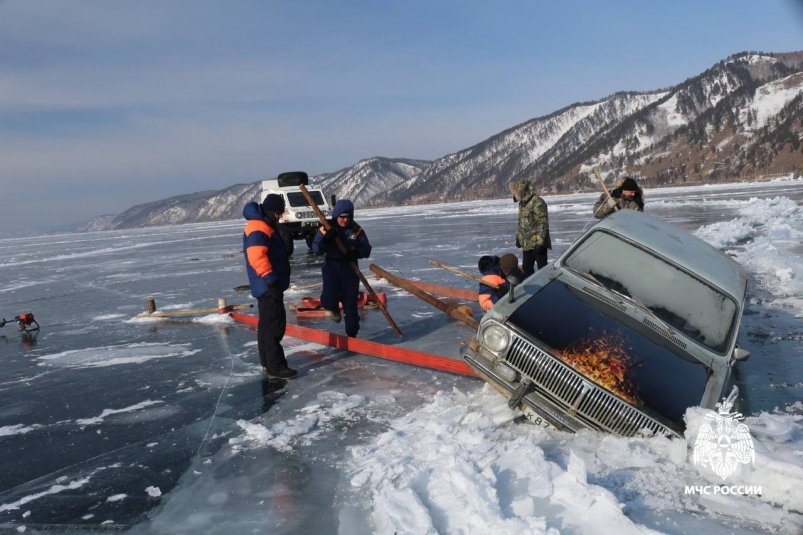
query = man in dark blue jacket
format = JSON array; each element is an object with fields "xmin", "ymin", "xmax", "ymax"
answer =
[
  {"xmin": 242, "ymin": 194, "xmax": 296, "ymax": 379},
  {"xmin": 312, "ymin": 199, "xmax": 372, "ymax": 337}
]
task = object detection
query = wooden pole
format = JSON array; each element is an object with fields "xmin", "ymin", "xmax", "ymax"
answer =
[
  {"xmin": 429, "ymin": 259, "xmax": 501, "ymax": 290},
  {"xmin": 369, "ymin": 264, "xmax": 479, "ymax": 330},
  {"xmin": 402, "ymin": 279, "xmax": 476, "ymax": 301},
  {"xmin": 137, "ymin": 302, "xmax": 253, "ymax": 318},
  {"xmin": 593, "ymin": 167, "xmax": 619, "ymax": 216},
  {"xmin": 146, "ymin": 297, "xmax": 157, "ymax": 314},
  {"xmin": 298, "ymin": 185, "xmax": 403, "ymax": 337}
]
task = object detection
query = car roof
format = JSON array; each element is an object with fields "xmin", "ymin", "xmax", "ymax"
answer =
[{"xmin": 584, "ymin": 210, "xmax": 748, "ymax": 301}]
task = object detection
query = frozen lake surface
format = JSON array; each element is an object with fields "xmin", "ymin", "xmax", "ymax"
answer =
[{"xmin": 1, "ymin": 179, "xmax": 802, "ymax": 534}]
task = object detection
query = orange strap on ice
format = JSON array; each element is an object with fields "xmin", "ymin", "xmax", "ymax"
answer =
[{"xmin": 230, "ymin": 312, "xmax": 477, "ymax": 377}]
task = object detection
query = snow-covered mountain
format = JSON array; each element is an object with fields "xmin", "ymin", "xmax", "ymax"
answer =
[
  {"xmin": 80, "ymin": 50, "xmax": 803, "ymax": 231},
  {"xmin": 77, "ymin": 183, "xmax": 261, "ymax": 231},
  {"xmin": 385, "ymin": 51, "xmax": 803, "ymax": 203},
  {"xmin": 315, "ymin": 157, "xmax": 431, "ymax": 207}
]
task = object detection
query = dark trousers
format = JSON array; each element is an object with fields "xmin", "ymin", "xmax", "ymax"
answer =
[
  {"xmin": 321, "ymin": 261, "xmax": 361, "ymax": 337},
  {"xmin": 257, "ymin": 289, "xmax": 287, "ymax": 373},
  {"xmin": 522, "ymin": 247, "xmax": 548, "ymax": 278}
]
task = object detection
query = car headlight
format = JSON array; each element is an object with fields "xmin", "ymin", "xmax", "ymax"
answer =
[{"xmin": 481, "ymin": 324, "xmax": 510, "ymax": 354}]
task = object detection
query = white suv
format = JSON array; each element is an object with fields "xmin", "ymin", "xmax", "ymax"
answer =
[{"xmin": 261, "ymin": 171, "xmax": 332, "ymax": 255}]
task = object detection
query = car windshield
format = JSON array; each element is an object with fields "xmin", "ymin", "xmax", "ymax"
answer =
[
  {"xmin": 508, "ymin": 280, "xmax": 710, "ymax": 429},
  {"xmin": 562, "ymin": 230, "xmax": 738, "ymax": 353},
  {"xmin": 286, "ymin": 191, "xmax": 325, "ymax": 208}
]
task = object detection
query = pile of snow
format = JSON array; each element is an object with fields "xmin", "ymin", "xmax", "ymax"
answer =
[
  {"xmin": 341, "ymin": 386, "xmax": 802, "ymax": 534},
  {"xmin": 695, "ymin": 197, "xmax": 803, "ymax": 316}
]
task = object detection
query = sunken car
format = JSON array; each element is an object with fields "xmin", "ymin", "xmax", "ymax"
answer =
[{"xmin": 462, "ymin": 211, "xmax": 750, "ymax": 438}]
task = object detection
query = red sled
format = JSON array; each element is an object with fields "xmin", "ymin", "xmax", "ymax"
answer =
[{"xmin": 290, "ymin": 291, "xmax": 388, "ymax": 318}]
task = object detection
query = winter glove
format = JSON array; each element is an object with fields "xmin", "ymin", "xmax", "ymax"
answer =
[
  {"xmin": 605, "ymin": 197, "xmax": 618, "ymax": 209},
  {"xmin": 323, "ymin": 228, "xmax": 337, "ymax": 242},
  {"xmin": 515, "ymin": 237, "xmax": 521, "ymax": 248},
  {"xmin": 609, "ymin": 187, "xmax": 622, "ymax": 198},
  {"xmin": 263, "ymin": 272, "xmax": 279, "ymax": 289}
]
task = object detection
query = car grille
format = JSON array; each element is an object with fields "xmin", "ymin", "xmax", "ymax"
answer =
[{"xmin": 504, "ymin": 334, "xmax": 677, "ymax": 437}]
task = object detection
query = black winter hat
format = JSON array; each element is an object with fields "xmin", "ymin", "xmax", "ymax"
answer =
[
  {"xmin": 261, "ymin": 194, "xmax": 285, "ymax": 214},
  {"xmin": 477, "ymin": 255, "xmax": 499, "ymax": 274},
  {"xmin": 620, "ymin": 177, "xmax": 639, "ymax": 191}
]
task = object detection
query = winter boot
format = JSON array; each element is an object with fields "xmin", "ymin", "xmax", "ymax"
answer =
[{"xmin": 326, "ymin": 308, "xmax": 342, "ymax": 323}]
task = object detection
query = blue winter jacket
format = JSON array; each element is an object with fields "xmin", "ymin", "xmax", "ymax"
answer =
[
  {"xmin": 311, "ymin": 199, "xmax": 372, "ymax": 261},
  {"xmin": 242, "ymin": 201, "xmax": 291, "ymax": 298}
]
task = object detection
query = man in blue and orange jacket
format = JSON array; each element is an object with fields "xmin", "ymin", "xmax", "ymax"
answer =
[
  {"xmin": 242, "ymin": 194, "xmax": 296, "ymax": 379},
  {"xmin": 477, "ymin": 255, "xmax": 509, "ymax": 311}
]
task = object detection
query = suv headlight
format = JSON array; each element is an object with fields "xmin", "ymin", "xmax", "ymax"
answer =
[{"xmin": 481, "ymin": 324, "xmax": 510, "ymax": 354}]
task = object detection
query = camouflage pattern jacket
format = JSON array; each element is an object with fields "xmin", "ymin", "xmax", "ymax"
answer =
[
  {"xmin": 592, "ymin": 186, "xmax": 645, "ymax": 219},
  {"xmin": 510, "ymin": 179, "xmax": 552, "ymax": 251}
]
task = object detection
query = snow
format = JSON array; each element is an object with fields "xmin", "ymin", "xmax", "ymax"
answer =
[
  {"xmin": 0, "ymin": 424, "xmax": 42, "ymax": 437},
  {"xmin": 695, "ymin": 196, "xmax": 803, "ymax": 316},
  {"xmin": 75, "ymin": 400, "xmax": 164, "ymax": 426},
  {"xmin": 743, "ymin": 73, "xmax": 803, "ymax": 130},
  {"xmin": 0, "ymin": 179, "xmax": 801, "ymax": 534},
  {"xmin": 36, "ymin": 342, "xmax": 201, "ymax": 368}
]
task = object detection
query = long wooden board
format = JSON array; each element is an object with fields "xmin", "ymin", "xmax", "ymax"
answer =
[
  {"xmin": 230, "ymin": 312, "xmax": 477, "ymax": 377},
  {"xmin": 404, "ymin": 279, "xmax": 476, "ymax": 301},
  {"xmin": 368, "ymin": 264, "xmax": 480, "ymax": 330}
]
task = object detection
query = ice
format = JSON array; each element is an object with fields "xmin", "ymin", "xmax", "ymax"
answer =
[
  {"xmin": 36, "ymin": 342, "xmax": 201, "ymax": 368},
  {"xmin": 0, "ymin": 179, "xmax": 802, "ymax": 533},
  {"xmin": 75, "ymin": 400, "xmax": 164, "ymax": 426}
]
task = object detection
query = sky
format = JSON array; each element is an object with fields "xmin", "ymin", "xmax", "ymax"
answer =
[{"xmin": 0, "ymin": 0, "xmax": 802, "ymax": 234}]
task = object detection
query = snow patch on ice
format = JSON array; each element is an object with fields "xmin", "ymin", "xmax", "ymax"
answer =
[
  {"xmin": 145, "ymin": 486, "xmax": 162, "ymax": 497},
  {"xmin": 0, "ymin": 478, "xmax": 90, "ymax": 513},
  {"xmin": 230, "ymin": 391, "xmax": 366, "ymax": 452},
  {"xmin": 76, "ymin": 400, "xmax": 164, "ymax": 426},
  {"xmin": 36, "ymin": 342, "xmax": 201, "ymax": 368},
  {"xmin": 92, "ymin": 313, "xmax": 126, "ymax": 321},
  {"xmin": 0, "ymin": 424, "xmax": 43, "ymax": 437},
  {"xmin": 192, "ymin": 313, "xmax": 235, "ymax": 325}
]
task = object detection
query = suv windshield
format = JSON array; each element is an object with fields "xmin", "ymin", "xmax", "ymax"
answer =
[
  {"xmin": 508, "ymin": 280, "xmax": 710, "ymax": 429},
  {"xmin": 562, "ymin": 230, "xmax": 738, "ymax": 353},
  {"xmin": 286, "ymin": 191, "xmax": 325, "ymax": 208}
]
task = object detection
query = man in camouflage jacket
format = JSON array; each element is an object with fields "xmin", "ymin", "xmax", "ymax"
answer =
[
  {"xmin": 593, "ymin": 176, "xmax": 644, "ymax": 219},
  {"xmin": 510, "ymin": 179, "xmax": 552, "ymax": 277}
]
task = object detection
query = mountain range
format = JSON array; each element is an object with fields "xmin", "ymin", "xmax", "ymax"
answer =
[{"xmin": 79, "ymin": 50, "xmax": 803, "ymax": 231}]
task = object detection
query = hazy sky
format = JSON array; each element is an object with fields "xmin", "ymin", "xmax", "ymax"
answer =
[{"xmin": 1, "ymin": 0, "xmax": 802, "ymax": 233}]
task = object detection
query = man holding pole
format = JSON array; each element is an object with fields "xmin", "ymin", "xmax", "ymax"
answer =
[
  {"xmin": 312, "ymin": 199, "xmax": 372, "ymax": 338},
  {"xmin": 593, "ymin": 176, "xmax": 645, "ymax": 219}
]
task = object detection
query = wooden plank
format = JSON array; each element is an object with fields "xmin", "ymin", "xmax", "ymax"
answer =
[
  {"xmin": 368, "ymin": 264, "xmax": 479, "ymax": 330},
  {"xmin": 404, "ymin": 279, "xmax": 476, "ymax": 301},
  {"xmin": 137, "ymin": 303, "xmax": 253, "ymax": 318}
]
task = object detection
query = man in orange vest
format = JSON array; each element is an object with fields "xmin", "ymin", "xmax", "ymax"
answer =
[{"xmin": 242, "ymin": 194, "xmax": 297, "ymax": 380}]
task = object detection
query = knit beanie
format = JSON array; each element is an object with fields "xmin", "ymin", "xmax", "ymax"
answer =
[
  {"xmin": 261, "ymin": 194, "xmax": 285, "ymax": 214},
  {"xmin": 477, "ymin": 255, "xmax": 499, "ymax": 274},
  {"xmin": 620, "ymin": 177, "xmax": 639, "ymax": 191}
]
